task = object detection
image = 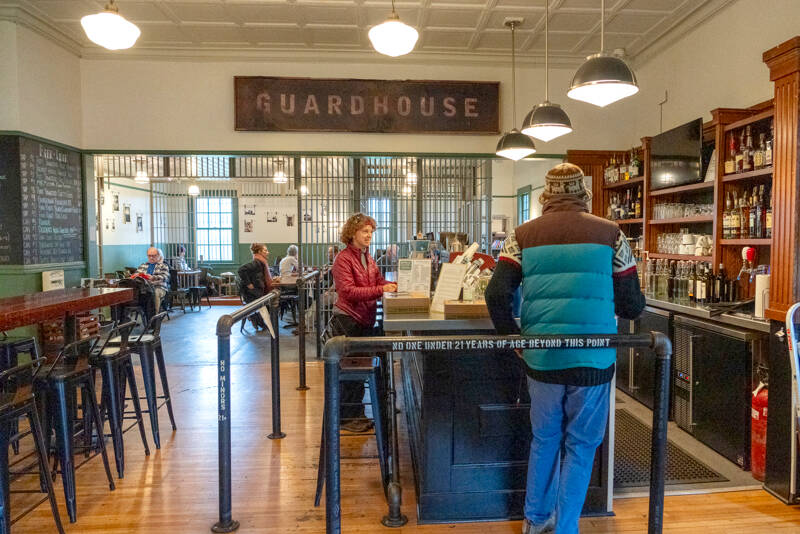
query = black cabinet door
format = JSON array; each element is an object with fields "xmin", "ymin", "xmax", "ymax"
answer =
[
  {"xmin": 690, "ymin": 325, "xmax": 751, "ymax": 469},
  {"xmin": 616, "ymin": 319, "xmax": 633, "ymax": 396}
]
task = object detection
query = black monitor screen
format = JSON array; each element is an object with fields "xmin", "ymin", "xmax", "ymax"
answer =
[{"xmin": 650, "ymin": 118, "xmax": 703, "ymax": 190}]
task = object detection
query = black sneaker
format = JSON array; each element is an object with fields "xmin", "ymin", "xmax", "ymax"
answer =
[{"xmin": 340, "ymin": 419, "xmax": 374, "ymax": 433}]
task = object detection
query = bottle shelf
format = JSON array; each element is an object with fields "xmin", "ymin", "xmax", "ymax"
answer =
[
  {"xmin": 615, "ymin": 218, "xmax": 643, "ymax": 225},
  {"xmin": 603, "ymin": 176, "xmax": 644, "ymax": 190},
  {"xmin": 719, "ymin": 238, "xmax": 771, "ymax": 245},
  {"xmin": 722, "ymin": 166, "xmax": 773, "ymax": 182},
  {"xmin": 723, "ymin": 109, "xmax": 774, "ymax": 132},
  {"xmin": 648, "ymin": 216, "xmax": 714, "ymax": 225},
  {"xmin": 648, "ymin": 253, "xmax": 713, "ymax": 262},
  {"xmin": 650, "ymin": 181, "xmax": 715, "ymax": 197}
]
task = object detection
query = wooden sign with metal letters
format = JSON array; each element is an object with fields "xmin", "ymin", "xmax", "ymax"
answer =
[{"xmin": 234, "ymin": 76, "xmax": 499, "ymax": 134}]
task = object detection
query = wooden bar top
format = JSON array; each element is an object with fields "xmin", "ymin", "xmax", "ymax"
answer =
[{"xmin": 0, "ymin": 287, "xmax": 133, "ymax": 331}]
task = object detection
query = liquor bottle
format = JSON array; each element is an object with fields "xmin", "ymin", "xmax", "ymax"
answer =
[
  {"xmin": 765, "ymin": 123, "xmax": 774, "ymax": 167},
  {"xmin": 725, "ymin": 133, "xmax": 736, "ymax": 174},
  {"xmin": 754, "ymin": 133, "xmax": 766, "ymax": 169},
  {"xmin": 697, "ymin": 263, "xmax": 706, "ymax": 306},
  {"xmin": 723, "ymin": 192, "xmax": 732, "ymax": 240},
  {"xmin": 630, "ymin": 148, "xmax": 641, "ymax": 178},
  {"xmin": 634, "ymin": 186, "xmax": 642, "ymax": 219},
  {"xmin": 688, "ymin": 262, "xmax": 696, "ymax": 303},
  {"xmin": 735, "ymin": 131, "xmax": 745, "ymax": 173},
  {"xmin": 739, "ymin": 194, "xmax": 749, "ymax": 239},
  {"xmin": 757, "ymin": 184, "xmax": 766, "ymax": 239},
  {"xmin": 707, "ymin": 262, "xmax": 717, "ymax": 303},
  {"xmin": 766, "ymin": 187, "xmax": 773, "ymax": 239},
  {"xmin": 729, "ymin": 192, "xmax": 740, "ymax": 239},
  {"xmin": 609, "ymin": 194, "xmax": 618, "ymax": 220},
  {"xmin": 716, "ymin": 264, "xmax": 727, "ymax": 303},
  {"xmin": 749, "ymin": 186, "xmax": 758, "ymax": 238},
  {"xmin": 742, "ymin": 126, "xmax": 754, "ymax": 172},
  {"xmin": 621, "ymin": 153, "xmax": 629, "ymax": 181}
]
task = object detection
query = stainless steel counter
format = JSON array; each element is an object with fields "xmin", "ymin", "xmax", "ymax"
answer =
[{"xmin": 645, "ymin": 298, "xmax": 771, "ymax": 333}]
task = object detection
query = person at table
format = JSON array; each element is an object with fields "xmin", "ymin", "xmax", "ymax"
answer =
[
  {"xmin": 137, "ymin": 247, "xmax": 170, "ymax": 314},
  {"xmin": 238, "ymin": 243, "xmax": 273, "ymax": 330},
  {"xmin": 279, "ymin": 245, "xmax": 299, "ymax": 279},
  {"xmin": 376, "ymin": 243, "xmax": 398, "ymax": 277},
  {"xmin": 173, "ymin": 245, "xmax": 189, "ymax": 271},
  {"xmin": 331, "ymin": 213, "xmax": 397, "ymax": 433},
  {"xmin": 485, "ymin": 163, "xmax": 645, "ymax": 534}
]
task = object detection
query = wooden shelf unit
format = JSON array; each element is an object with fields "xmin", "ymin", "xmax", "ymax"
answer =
[
  {"xmin": 617, "ymin": 218, "xmax": 643, "ymax": 225},
  {"xmin": 722, "ymin": 167, "xmax": 773, "ymax": 182},
  {"xmin": 720, "ymin": 238, "xmax": 771, "ymax": 246},
  {"xmin": 649, "ymin": 181, "xmax": 715, "ymax": 197},
  {"xmin": 649, "ymin": 216, "xmax": 714, "ymax": 225},
  {"xmin": 603, "ymin": 176, "xmax": 644, "ymax": 190},
  {"xmin": 723, "ymin": 108, "xmax": 775, "ymax": 132},
  {"xmin": 648, "ymin": 253, "xmax": 712, "ymax": 262}
]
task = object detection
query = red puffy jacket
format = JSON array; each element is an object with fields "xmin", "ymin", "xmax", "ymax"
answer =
[{"xmin": 332, "ymin": 244, "xmax": 388, "ymax": 327}]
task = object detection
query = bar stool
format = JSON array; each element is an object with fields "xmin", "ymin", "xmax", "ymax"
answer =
[
  {"xmin": 111, "ymin": 312, "xmax": 177, "ymax": 449},
  {"xmin": 37, "ymin": 338, "xmax": 116, "ymax": 523},
  {"xmin": 0, "ymin": 357, "xmax": 65, "ymax": 534},
  {"xmin": 314, "ymin": 355, "xmax": 389, "ymax": 506},
  {"xmin": 89, "ymin": 321, "xmax": 150, "ymax": 478},
  {"xmin": 0, "ymin": 337, "xmax": 38, "ymax": 455}
]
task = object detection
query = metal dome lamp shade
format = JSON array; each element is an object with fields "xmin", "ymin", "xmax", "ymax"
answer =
[
  {"xmin": 521, "ymin": 1, "xmax": 572, "ymax": 142},
  {"xmin": 496, "ymin": 19, "xmax": 536, "ymax": 161},
  {"xmin": 368, "ymin": 0, "xmax": 419, "ymax": 57},
  {"xmin": 567, "ymin": 0, "xmax": 638, "ymax": 107},
  {"xmin": 81, "ymin": 0, "xmax": 141, "ymax": 50}
]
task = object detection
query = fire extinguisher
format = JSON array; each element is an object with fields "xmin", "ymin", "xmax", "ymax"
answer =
[{"xmin": 751, "ymin": 382, "xmax": 768, "ymax": 481}]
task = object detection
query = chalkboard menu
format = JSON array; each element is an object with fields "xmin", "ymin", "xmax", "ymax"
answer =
[{"xmin": 0, "ymin": 136, "xmax": 83, "ymax": 265}]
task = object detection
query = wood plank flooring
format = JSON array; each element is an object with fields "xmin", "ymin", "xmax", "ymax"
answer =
[{"xmin": 13, "ymin": 359, "xmax": 800, "ymax": 533}]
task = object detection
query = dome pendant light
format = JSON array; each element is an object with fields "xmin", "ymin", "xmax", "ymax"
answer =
[
  {"xmin": 273, "ymin": 159, "xmax": 288, "ymax": 184},
  {"xmin": 188, "ymin": 184, "xmax": 200, "ymax": 196},
  {"xmin": 81, "ymin": 0, "xmax": 141, "ymax": 51},
  {"xmin": 496, "ymin": 19, "xmax": 536, "ymax": 161},
  {"xmin": 368, "ymin": 0, "xmax": 419, "ymax": 57},
  {"xmin": 522, "ymin": 1, "xmax": 573, "ymax": 142},
  {"xmin": 568, "ymin": 0, "xmax": 638, "ymax": 107}
]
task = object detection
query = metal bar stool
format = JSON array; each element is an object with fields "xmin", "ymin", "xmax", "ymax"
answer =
[
  {"xmin": 0, "ymin": 337, "xmax": 38, "ymax": 456},
  {"xmin": 111, "ymin": 312, "xmax": 177, "ymax": 449},
  {"xmin": 314, "ymin": 355, "xmax": 389, "ymax": 507},
  {"xmin": 89, "ymin": 321, "xmax": 150, "ymax": 478},
  {"xmin": 36, "ymin": 338, "xmax": 116, "ymax": 523},
  {"xmin": 0, "ymin": 357, "xmax": 65, "ymax": 534}
]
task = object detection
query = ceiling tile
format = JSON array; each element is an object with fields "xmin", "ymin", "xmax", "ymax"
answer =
[
  {"xmin": 302, "ymin": 5, "xmax": 358, "ymax": 26},
  {"xmin": 107, "ymin": 2, "xmax": 173, "ymax": 23},
  {"xmin": 605, "ymin": 13, "xmax": 664, "ymax": 33},
  {"xmin": 184, "ymin": 25, "xmax": 262, "ymax": 43},
  {"xmin": 494, "ymin": 0, "xmax": 545, "ymax": 7},
  {"xmin": 548, "ymin": 12, "xmax": 599, "ymax": 32},
  {"xmin": 474, "ymin": 31, "xmax": 519, "ymax": 51},
  {"xmin": 625, "ymin": 0, "xmax": 684, "ymax": 11},
  {"xmin": 224, "ymin": 3, "xmax": 299, "ymax": 24},
  {"xmin": 485, "ymin": 11, "xmax": 542, "ymax": 31},
  {"xmin": 421, "ymin": 30, "xmax": 474, "ymax": 49},
  {"xmin": 529, "ymin": 32, "xmax": 584, "ymax": 52},
  {"xmin": 558, "ymin": 0, "xmax": 605, "ymax": 8},
  {"xmin": 309, "ymin": 27, "xmax": 361, "ymax": 46},
  {"xmin": 365, "ymin": 6, "xmax": 420, "ymax": 26},
  {"xmin": 164, "ymin": 2, "xmax": 229, "ymax": 23},
  {"xmin": 136, "ymin": 23, "xmax": 195, "ymax": 44},
  {"xmin": 577, "ymin": 33, "xmax": 641, "ymax": 55},
  {"xmin": 426, "ymin": 8, "xmax": 483, "ymax": 28},
  {"xmin": 27, "ymin": 0, "xmax": 87, "ymax": 20},
  {"xmin": 429, "ymin": 0, "xmax": 487, "ymax": 4},
  {"xmin": 255, "ymin": 27, "xmax": 307, "ymax": 46}
]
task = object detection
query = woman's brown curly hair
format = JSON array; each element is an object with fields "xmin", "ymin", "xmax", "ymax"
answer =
[{"xmin": 340, "ymin": 212, "xmax": 376, "ymax": 245}]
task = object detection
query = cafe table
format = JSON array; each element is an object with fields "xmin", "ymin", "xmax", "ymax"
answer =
[{"xmin": 0, "ymin": 288, "xmax": 133, "ymax": 343}]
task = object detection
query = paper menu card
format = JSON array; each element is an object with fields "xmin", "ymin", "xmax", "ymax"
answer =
[
  {"xmin": 430, "ymin": 263, "xmax": 467, "ymax": 313},
  {"xmin": 397, "ymin": 259, "xmax": 431, "ymax": 293}
]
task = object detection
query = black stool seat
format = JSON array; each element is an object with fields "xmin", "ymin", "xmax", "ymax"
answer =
[{"xmin": 314, "ymin": 355, "xmax": 389, "ymax": 507}]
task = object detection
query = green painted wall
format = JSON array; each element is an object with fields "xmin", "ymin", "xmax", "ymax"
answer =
[{"xmin": 101, "ymin": 244, "xmax": 150, "ymax": 275}]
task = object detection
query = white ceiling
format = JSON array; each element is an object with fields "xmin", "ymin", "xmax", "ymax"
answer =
[{"xmin": 4, "ymin": 0, "xmax": 733, "ymax": 63}]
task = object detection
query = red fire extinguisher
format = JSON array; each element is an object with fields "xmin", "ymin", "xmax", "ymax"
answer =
[{"xmin": 751, "ymin": 382, "xmax": 768, "ymax": 481}]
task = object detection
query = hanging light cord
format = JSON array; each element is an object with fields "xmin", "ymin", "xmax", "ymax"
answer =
[
  {"xmin": 511, "ymin": 22, "xmax": 517, "ymax": 128},
  {"xmin": 545, "ymin": 1, "xmax": 549, "ymax": 102},
  {"xmin": 600, "ymin": 0, "xmax": 605, "ymax": 52}
]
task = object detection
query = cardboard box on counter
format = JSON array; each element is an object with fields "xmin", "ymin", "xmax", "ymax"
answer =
[
  {"xmin": 383, "ymin": 292, "xmax": 431, "ymax": 314},
  {"xmin": 443, "ymin": 300, "xmax": 489, "ymax": 319}
]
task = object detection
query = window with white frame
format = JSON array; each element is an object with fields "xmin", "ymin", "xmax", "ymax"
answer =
[{"xmin": 196, "ymin": 197, "xmax": 233, "ymax": 262}]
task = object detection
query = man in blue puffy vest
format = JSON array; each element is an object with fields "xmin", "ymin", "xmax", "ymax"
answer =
[{"xmin": 486, "ymin": 163, "xmax": 645, "ymax": 534}]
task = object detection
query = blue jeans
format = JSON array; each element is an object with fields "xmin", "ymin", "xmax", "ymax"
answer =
[{"xmin": 525, "ymin": 378, "xmax": 611, "ymax": 534}]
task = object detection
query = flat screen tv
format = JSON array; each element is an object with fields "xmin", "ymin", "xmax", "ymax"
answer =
[{"xmin": 649, "ymin": 118, "xmax": 703, "ymax": 190}]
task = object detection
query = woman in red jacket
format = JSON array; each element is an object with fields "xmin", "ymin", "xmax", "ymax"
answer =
[{"xmin": 332, "ymin": 212, "xmax": 397, "ymax": 433}]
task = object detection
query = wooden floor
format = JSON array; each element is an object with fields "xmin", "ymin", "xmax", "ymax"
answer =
[{"xmin": 13, "ymin": 359, "xmax": 800, "ymax": 533}]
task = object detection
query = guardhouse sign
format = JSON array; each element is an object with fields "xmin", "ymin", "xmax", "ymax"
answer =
[{"xmin": 234, "ymin": 76, "xmax": 499, "ymax": 134}]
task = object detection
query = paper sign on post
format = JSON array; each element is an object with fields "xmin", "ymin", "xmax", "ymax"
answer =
[
  {"xmin": 430, "ymin": 263, "xmax": 467, "ymax": 313},
  {"xmin": 259, "ymin": 306, "xmax": 276, "ymax": 338},
  {"xmin": 397, "ymin": 259, "xmax": 431, "ymax": 293}
]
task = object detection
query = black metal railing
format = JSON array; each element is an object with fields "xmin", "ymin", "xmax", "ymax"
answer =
[
  {"xmin": 295, "ymin": 270, "xmax": 322, "ymax": 391},
  {"xmin": 322, "ymin": 332, "xmax": 672, "ymax": 534},
  {"xmin": 212, "ymin": 290, "xmax": 282, "ymax": 534}
]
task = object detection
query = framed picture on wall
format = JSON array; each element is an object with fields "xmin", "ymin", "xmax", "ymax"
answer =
[
  {"xmin": 123, "ymin": 204, "xmax": 131, "ymax": 223},
  {"xmin": 286, "ymin": 215, "xmax": 294, "ymax": 227},
  {"xmin": 244, "ymin": 204, "xmax": 256, "ymax": 216},
  {"xmin": 244, "ymin": 219, "xmax": 253, "ymax": 233},
  {"xmin": 112, "ymin": 193, "xmax": 119, "ymax": 212},
  {"xmin": 136, "ymin": 213, "xmax": 143, "ymax": 232},
  {"xmin": 100, "ymin": 193, "xmax": 105, "ymax": 205}
]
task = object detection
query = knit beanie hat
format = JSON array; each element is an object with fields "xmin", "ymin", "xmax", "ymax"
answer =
[{"xmin": 539, "ymin": 162, "xmax": 592, "ymax": 204}]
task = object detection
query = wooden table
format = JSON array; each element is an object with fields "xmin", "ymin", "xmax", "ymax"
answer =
[{"xmin": 0, "ymin": 287, "xmax": 133, "ymax": 341}]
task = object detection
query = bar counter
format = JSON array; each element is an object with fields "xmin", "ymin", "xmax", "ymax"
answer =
[
  {"xmin": 645, "ymin": 297, "xmax": 770, "ymax": 333},
  {"xmin": 0, "ymin": 288, "xmax": 133, "ymax": 332},
  {"xmin": 384, "ymin": 307, "xmax": 612, "ymax": 523}
]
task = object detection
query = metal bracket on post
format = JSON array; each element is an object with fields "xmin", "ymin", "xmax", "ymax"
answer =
[{"xmin": 267, "ymin": 293, "xmax": 286, "ymax": 440}]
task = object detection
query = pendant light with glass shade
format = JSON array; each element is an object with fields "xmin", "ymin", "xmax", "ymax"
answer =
[
  {"xmin": 567, "ymin": 0, "xmax": 638, "ymax": 107},
  {"xmin": 369, "ymin": 0, "xmax": 419, "ymax": 57},
  {"xmin": 521, "ymin": 1, "xmax": 572, "ymax": 142},
  {"xmin": 81, "ymin": 0, "xmax": 141, "ymax": 51},
  {"xmin": 188, "ymin": 184, "xmax": 200, "ymax": 196},
  {"xmin": 496, "ymin": 19, "xmax": 536, "ymax": 161},
  {"xmin": 273, "ymin": 159, "xmax": 288, "ymax": 184}
]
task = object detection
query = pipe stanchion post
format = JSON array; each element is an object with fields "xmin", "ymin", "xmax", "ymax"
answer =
[
  {"xmin": 297, "ymin": 276, "xmax": 309, "ymax": 391},
  {"xmin": 315, "ymin": 271, "xmax": 322, "ymax": 360},
  {"xmin": 381, "ymin": 347, "xmax": 407, "ymax": 527},
  {"xmin": 267, "ymin": 294, "xmax": 286, "ymax": 439},
  {"xmin": 324, "ymin": 337, "xmax": 344, "ymax": 534},
  {"xmin": 212, "ymin": 321, "xmax": 239, "ymax": 533},
  {"xmin": 648, "ymin": 331, "xmax": 672, "ymax": 534}
]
